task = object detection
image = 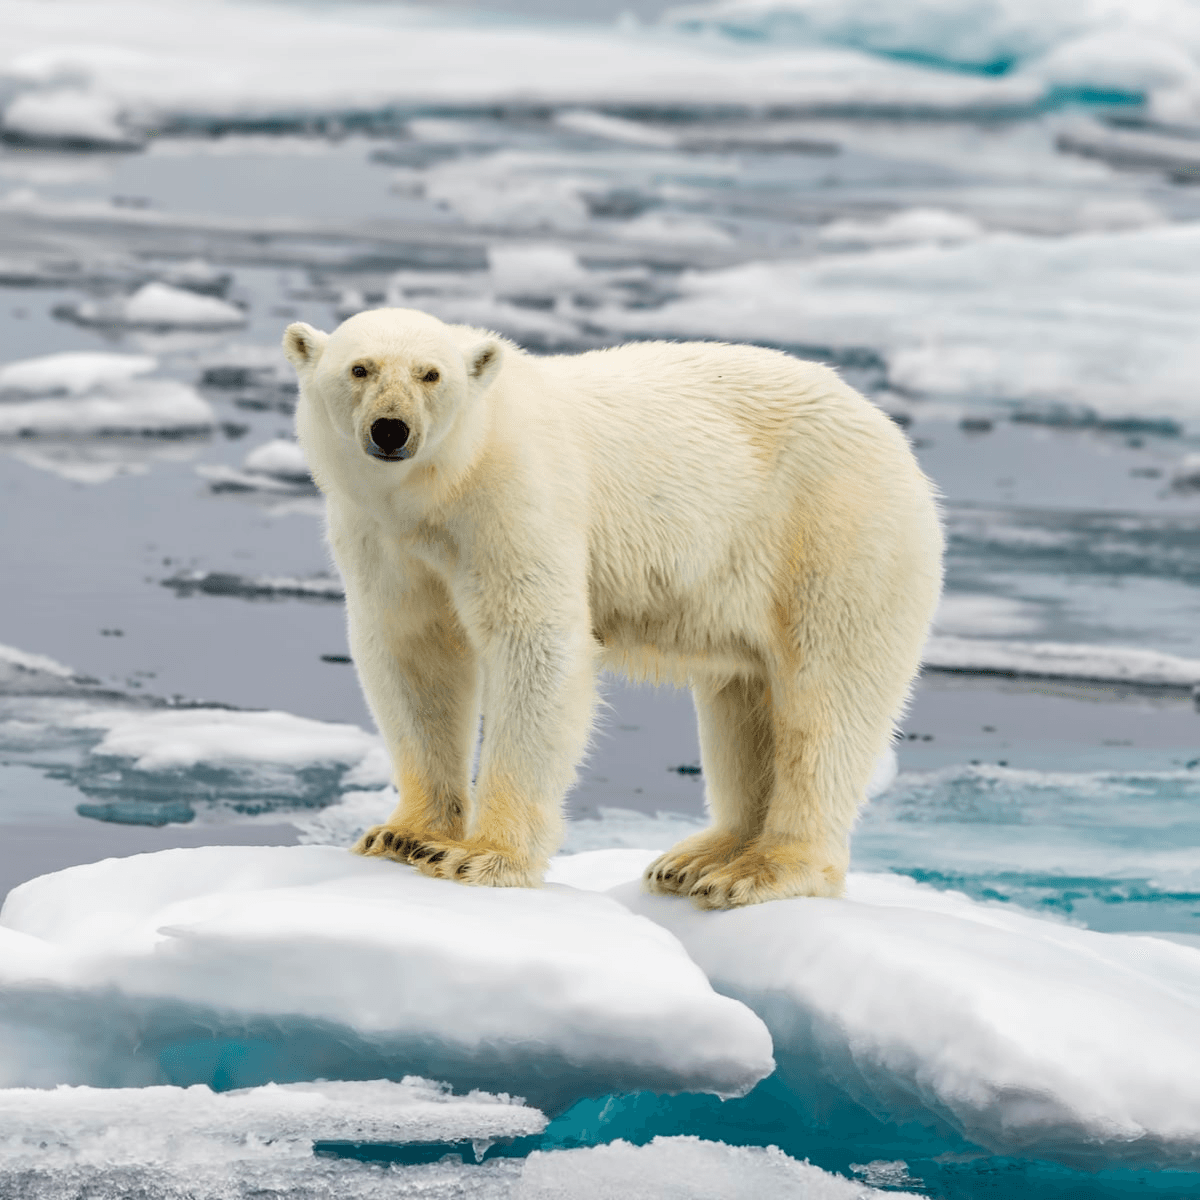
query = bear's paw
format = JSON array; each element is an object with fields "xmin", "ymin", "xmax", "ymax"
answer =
[
  {"xmin": 685, "ymin": 836, "xmax": 846, "ymax": 909},
  {"xmin": 354, "ymin": 825, "xmax": 542, "ymax": 888},
  {"xmin": 644, "ymin": 829, "xmax": 749, "ymax": 898}
]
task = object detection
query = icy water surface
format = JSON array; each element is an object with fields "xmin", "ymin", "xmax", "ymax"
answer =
[{"xmin": 2, "ymin": 0, "xmax": 1200, "ymax": 1196}]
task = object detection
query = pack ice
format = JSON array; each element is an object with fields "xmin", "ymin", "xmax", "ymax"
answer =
[
  {"xmin": 0, "ymin": 845, "xmax": 773, "ymax": 1112},
  {"xmin": 552, "ymin": 852, "xmax": 1200, "ymax": 1171}
]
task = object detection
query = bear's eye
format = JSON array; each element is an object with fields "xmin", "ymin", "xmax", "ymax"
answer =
[
  {"xmin": 422, "ymin": 368, "xmax": 440, "ymax": 384},
  {"xmin": 351, "ymin": 364, "xmax": 368, "ymax": 379}
]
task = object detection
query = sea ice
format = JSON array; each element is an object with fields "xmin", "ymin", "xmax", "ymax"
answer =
[
  {"xmin": 518, "ymin": 1136, "xmax": 917, "ymax": 1199},
  {"xmin": 547, "ymin": 852, "xmax": 1200, "ymax": 1170},
  {"xmin": 0, "ymin": 86, "xmax": 135, "ymax": 148},
  {"xmin": 600, "ymin": 223, "xmax": 1200, "ymax": 428},
  {"xmin": 0, "ymin": 351, "xmax": 213, "ymax": 441},
  {"xmin": 0, "ymin": 0, "xmax": 1043, "ymax": 130},
  {"xmin": 0, "ymin": 351, "xmax": 157, "ymax": 396},
  {"xmin": 59, "ymin": 282, "xmax": 246, "ymax": 329},
  {"xmin": 0, "ymin": 845, "xmax": 774, "ymax": 1108},
  {"xmin": 923, "ymin": 636, "xmax": 1200, "ymax": 690},
  {"xmin": 197, "ymin": 437, "xmax": 314, "ymax": 493},
  {"xmin": 0, "ymin": 1086, "xmax": 907, "ymax": 1200}
]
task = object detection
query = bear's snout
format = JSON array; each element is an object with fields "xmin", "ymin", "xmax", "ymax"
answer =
[{"xmin": 367, "ymin": 418, "xmax": 412, "ymax": 461}]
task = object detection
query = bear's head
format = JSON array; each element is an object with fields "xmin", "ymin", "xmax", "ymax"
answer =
[{"xmin": 282, "ymin": 308, "xmax": 502, "ymax": 469}]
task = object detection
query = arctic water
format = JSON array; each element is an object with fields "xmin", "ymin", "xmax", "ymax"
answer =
[{"xmin": 1, "ymin": 0, "xmax": 1200, "ymax": 1196}]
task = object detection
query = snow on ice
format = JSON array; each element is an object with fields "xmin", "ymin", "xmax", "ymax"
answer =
[
  {"xmin": 58, "ymin": 282, "xmax": 246, "ymax": 330},
  {"xmin": 598, "ymin": 222, "xmax": 1200, "ymax": 430},
  {"xmin": 0, "ymin": 845, "xmax": 774, "ymax": 1109},
  {"xmin": 197, "ymin": 438, "xmax": 316, "ymax": 493},
  {"xmin": 570, "ymin": 853, "xmax": 1200, "ymax": 1171},
  {"xmin": 0, "ymin": 1082, "xmax": 910, "ymax": 1200},
  {"xmin": 3, "ymin": 840, "xmax": 1199, "ymax": 1174},
  {"xmin": 0, "ymin": 349, "xmax": 214, "ymax": 437},
  {"xmin": 0, "ymin": 0, "xmax": 1043, "ymax": 132}
]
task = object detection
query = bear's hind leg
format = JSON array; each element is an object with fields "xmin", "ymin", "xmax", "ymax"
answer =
[
  {"xmin": 645, "ymin": 674, "xmax": 774, "ymax": 896},
  {"xmin": 688, "ymin": 663, "xmax": 896, "ymax": 908}
]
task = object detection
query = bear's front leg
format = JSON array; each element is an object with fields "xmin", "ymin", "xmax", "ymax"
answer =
[
  {"xmin": 403, "ymin": 571, "xmax": 597, "ymax": 889},
  {"xmin": 346, "ymin": 586, "xmax": 480, "ymax": 865}
]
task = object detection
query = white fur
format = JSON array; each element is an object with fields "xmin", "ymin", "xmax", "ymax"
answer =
[{"xmin": 283, "ymin": 309, "xmax": 943, "ymax": 906}]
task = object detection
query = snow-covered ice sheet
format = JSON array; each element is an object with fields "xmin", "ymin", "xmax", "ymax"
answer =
[
  {"xmin": 0, "ymin": 349, "xmax": 214, "ymax": 437},
  {"xmin": 537, "ymin": 851, "xmax": 1200, "ymax": 1170},
  {"xmin": 197, "ymin": 437, "xmax": 316, "ymax": 493},
  {"xmin": 518, "ymin": 1136, "xmax": 917, "ymax": 1199},
  {"xmin": 0, "ymin": 1076, "xmax": 545, "ymax": 1154},
  {"xmin": 0, "ymin": 0, "xmax": 1045, "ymax": 140},
  {"xmin": 0, "ymin": 845, "xmax": 773, "ymax": 1109},
  {"xmin": 57, "ymin": 282, "xmax": 246, "ymax": 329},
  {"xmin": 666, "ymin": 0, "xmax": 1200, "ymax": 116},
  {"xmin": 599, "ymin": 223, "xmax": 1200, "ymax": 429},
  {"xmin": 924, "ymin": 635, "xmax": 1200, "ymax": 690}
]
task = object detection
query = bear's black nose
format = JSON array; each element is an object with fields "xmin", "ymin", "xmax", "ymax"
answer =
[{"xmin": 368, "ymin": 418, "xmax": 411, "ymax": 459}]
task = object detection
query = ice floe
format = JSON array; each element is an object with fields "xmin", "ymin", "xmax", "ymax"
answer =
[
  {"xmin": 197, "ymin": 437, "xmax": 315, "ymax": 493},
  {"xmin": 0, "ymin": 351, "xmax": 157, "ymax": 395},
  {"xmin": 517, "ymin": 1136, "xmax": 916, "ymax": 1199},
  {"xmin": 600, "ymin": 222, "xmax": 1200, "ymax": 428},
  {"xmin": 0, "ymin": 349, "xmax": 214, "ymax": 438},
  {"xmin": 1, "ymin": 86, "xmax": 137, "ymax": 149},
  {"xmin": 0, "ymin": 845, "xmax": 774, "ymax": 1109},
  {"xmin": 57, "ymin": 281, "xmax": 246, "ymax": 329},
  {"xmin": 162, "ymin": 570, "xmax": 344, "ymax": 601},
  {"xmin": 0, "ymin": 1076, "xmax": 545, "ymax": 1155},
  {"xmin": 923, "ymin": 636, "xmax": 1200, "ymax": 690},
  {"xmin": 0, "ymin": 1083, "xmax": 907, "ymax": 1200},
  {"xmin": 0, "ymin": 0, "xmax": 1044, "ymax": 125},
  {"xmin": 555, "ymin": 852, "xmax": 1200, "ymax": 1170}
]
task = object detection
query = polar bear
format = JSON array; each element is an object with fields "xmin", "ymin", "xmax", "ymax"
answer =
[{"xmin": 283, "ymin": 308, "xmax": 942, "ymax": 908}]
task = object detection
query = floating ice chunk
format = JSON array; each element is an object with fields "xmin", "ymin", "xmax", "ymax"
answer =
[
  {"xmin": 0, "ymin": 845, "xmax": 774, "ymax": 1107},
  {"xmin": 72, "ymin": 707, "xmax": 378, "ymax": 773},
  {"xmin": 1026, "ymin": 30, "xmax": 1200, "ymax": 95},
  {"xmin": 1172, "ymin": 452, "xmax": 1200, "ymax": 491},
  {"xmin": 60, "ymin": 282, "xmax": 246, "ymax": 329},
  {"xmin": 0, "ymin": 1078, "xmax": 543, "ymax": 1199},
  {"xmin": 0, "ymin": 1077, "xmax": 545, "ymax": 1155},
  {"xmin": 0, "ymin": 351, "xmax": 157, "ymax": 397},
  {"xmin": 666, "ymin": 0, "xmax": 1200, "ymax": 81},
  {"xmin": 162, "ymin": 570, "xmax": 345, "ymax": 601},
  {"xmin": 615, "ymin": 212, "xmax": 733, "ymax": 245},
  {"xmin": 0, "ymin": 644, "xmax": 77, "ymax": 682},
  {"xmin": 933, "ymin": 593, "xmax": 1041, "ymax": 637},
  {"xmin": 198, "ymin": 437, "xmax": 314, "ymax": 493},
  {"xmin": 924, "ymin": 635, "xmax": 1200, "ymax": 689},
  {"xmin": 488, "ymin": 244, "xmax": 589, "ymax": 294},
  {"xmin": 0, "ymin": 2, "xmax": 1043, "ymax": 125},
  {"xmin": 818, "ymin": 207, "xmax": 982, "ymax": 247},
  {"xmin": 520, "ymin": 1136, "xmax": 916, "ymax": 1199},
  {"xmin": 602, "ymin": 224, "xmax": 1200, "ymax": 427},
  {"xmin": 554, "ymin": 109, "xmax": 678, "ymax": 149},
  {"xmin": 0, "ymin": 378, "xmax": 214, "ymax": 437},
  {"xmin": 1, "ymin": 87, "xmax": 135, "ymax": 148},
  {"xmin": 554, "ymin": 853, "xmax": 1200, "ymax": 1169}
]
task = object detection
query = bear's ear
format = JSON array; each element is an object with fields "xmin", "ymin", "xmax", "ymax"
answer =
[
  {"xmin": 465, "ymin": 338, "xmax": 503, "ymax": 391},
  {"xmin": 282, "ymin": 322, "xmax": 328, "ymax": 371}
]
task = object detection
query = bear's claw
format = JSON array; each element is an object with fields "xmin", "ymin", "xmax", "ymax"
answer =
[
  {"xmin": 353, "ymin": 824, "xmax": 540, "ymax": 888},
  {"xmin": 687, "ymin": 841, "xmax": 845, "ymax": 909}
]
